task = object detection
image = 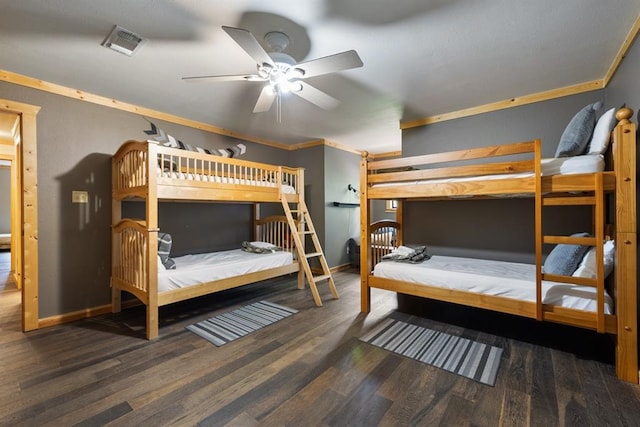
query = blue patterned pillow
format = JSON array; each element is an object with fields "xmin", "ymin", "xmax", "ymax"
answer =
[
  {"xmin": 554, "ymin": 102, "xmax": 602, "ymax": 157},
  {"xmin": 158, "ymin": 232, "xmax": 176, "ymax": 270},
  {"xmin": 543, "ymin": 232, "xmax": 591, "ymax": 276}
]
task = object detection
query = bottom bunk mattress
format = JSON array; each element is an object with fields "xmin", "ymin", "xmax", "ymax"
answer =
[
  {"xmin": 159, "ymin": 248, "xmax": 294, "ymax": 292},
  {"xmin": 373, "ymin": 255, "xmax": 612, "ymax": 314}
]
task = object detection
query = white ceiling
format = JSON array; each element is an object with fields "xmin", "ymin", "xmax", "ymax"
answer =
[{"xmin": 1, "ymin": 1, "xmax": 638, "ymax": 154}]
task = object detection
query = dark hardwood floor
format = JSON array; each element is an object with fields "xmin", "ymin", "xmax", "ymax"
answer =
[{"xmin": 0, "ymin": 270, "xmax": 638, "ymax": 426}]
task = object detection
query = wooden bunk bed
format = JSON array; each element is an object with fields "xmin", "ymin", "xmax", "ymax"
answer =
[
  {"xmin": 359, "ymin": 108, "xmax": 638, "ymax": 383},
  {"xmin": 112, "ymin": 140, "xmax": 337, "ymax": 339}
]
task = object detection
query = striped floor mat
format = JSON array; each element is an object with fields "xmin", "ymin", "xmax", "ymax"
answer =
[
  {"xmin": 360, "ymin": 318, "xmax": 503, "ymax": 386},
  {"xmin": 186, "ymin": 301, "xmax": 297, "ymax": 346}
]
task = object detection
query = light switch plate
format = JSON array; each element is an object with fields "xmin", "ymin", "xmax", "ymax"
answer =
[{"xmin": 72, "ymin": 191, "xmax": 88, "ymax": 203}]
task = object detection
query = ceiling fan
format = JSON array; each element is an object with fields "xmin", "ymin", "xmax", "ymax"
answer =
[{"xmin": 183, "ymin": 26, "xmax": 363, "ymax": 113}]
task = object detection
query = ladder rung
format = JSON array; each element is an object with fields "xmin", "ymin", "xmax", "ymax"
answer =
[
  {"xmin": 312, "ymin": 274, "xmax": 331, "ymax": 283},
  {"xmin": 543, "ymin": 196, "xmax": 596, "ymax": 206},
  {"xmin": 543, "ymin": 273, "xmax": 598, "ymax": 287},
  {"xmin": 305, "ymin": 252, "xmax": 322, "ymax": 259},
  {"xmin": 543, "ymin": 235, "xmax": 596, "ymax": 246},
  {"xmin": 299, "ymin": 230, "xmax": 313, "ymax": 235}
]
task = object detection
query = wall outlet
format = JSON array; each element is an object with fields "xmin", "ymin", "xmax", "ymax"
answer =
[{"xmin": 72, "ymin": 191, "xmax": 88, "ymax": 203}]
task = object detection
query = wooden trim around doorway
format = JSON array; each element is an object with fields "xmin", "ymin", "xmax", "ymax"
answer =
[{"xmin": 0, "ymin": 98, "xmax": 39, "ymax": 331}]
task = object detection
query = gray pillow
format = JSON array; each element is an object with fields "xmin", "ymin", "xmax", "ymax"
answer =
[
  {"xmin": 554, "ymin": 102, "xmax": 603, "ymax": 157},
  {"xmin": 158, "ymin": 232, "xmax": 176, "ymax": 269},
  {"xmin": 543, "ymin": 232, "xmax": 591, "ymax": 276}
]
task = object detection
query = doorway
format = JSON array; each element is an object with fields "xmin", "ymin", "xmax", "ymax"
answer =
[
  {"xmin": 0, "ymin": 99, "xmax": 39, "ymax": 332},
  {"xmin": 0, "ymin": 158, "xmax": 15, "ymax": 293}
]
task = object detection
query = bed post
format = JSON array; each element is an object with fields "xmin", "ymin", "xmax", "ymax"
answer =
[
  {"xmin": 612, "ymin": 107, "xmax": 638, "ymax": 383},
  {"xmin": 360, "ymin": 151, "xmax": 371, "ymax": 312},
  {"xmin": 111, "ymin": 159, "xmax": 122, "ymax": 314},
  {"xmin": 146, "ymin": 142, "xmax": 159, "ymax": 340},
  {"xmin": 395, "ymin": 200, "xmax": 404, "ymax": 247}
]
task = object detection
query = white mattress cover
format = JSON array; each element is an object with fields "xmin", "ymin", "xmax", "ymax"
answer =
[
  {"xmin": 373, "ymin": 255, "xmax": 612, "ymax": 314},
  {"xmin": 158, "ymin": 249, "xmax": 293, "ymax": 292},
  {"xmin": 373, "ymin": 154, "xmax": 604, "ymax": 189},
  {"xmin": 157, "ymin": 169, "xmax": 296, "ymax": 194}
]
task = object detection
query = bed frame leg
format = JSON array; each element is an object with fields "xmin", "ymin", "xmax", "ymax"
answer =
[
  {"xmin": 147, "ymin": 304, "xmax": 158, "ymax": 340},
  {"xmin": 111, "ymin": 284, "xmax": 121, "ymax": 313},
  {"xmin": 297, "ymin": 269, "xmax": 305, "ymax": 290},
  {"xmin": 361, "ymin": 280, "xmax": 371, "ymax": 313}
]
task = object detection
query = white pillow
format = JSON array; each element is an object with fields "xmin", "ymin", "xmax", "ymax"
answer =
[
  {"xmin": 157, "ymin": 255, "xmax": 166, "ymax": 271},
  {"xmin": 572, "ymin": 240, "xmax": 615, "ymax": 279},
  {"xmin": 587, "ymin": 108, "xmax": 617, "ymax": 155}
]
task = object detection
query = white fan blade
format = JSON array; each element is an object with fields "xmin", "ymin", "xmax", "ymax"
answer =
[
  {"xmin": 182, "ymin": 74, "xmax": 263, "ymax": 82},
  {"xmin": 222, "ymin": 26, "xmax": 275, "ymax": 67},
  {"xmin": 253, "ymin": 85, "xmax": 277, "ymax": 113},
  {"xmin": 294, "ymin": 50, "xmax": 363, "ymax": 79},
  {"xmin": 292, "ymin": 81, "xmax": 340, "ymax": 110}
]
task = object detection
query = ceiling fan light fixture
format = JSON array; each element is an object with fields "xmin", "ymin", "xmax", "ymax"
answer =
[
  {"xmin": 264, "ymin": 31, "xmax": 290, "ymax": 53},
  {"xmin": 183, "ymin": 25, "xmax": 362, "ymax": 114},
  {"xmin": 287, "ymin": 68, "xmax": 305, "ymax": 79},
  {"xmin": 257, "ymin": 66, "xmax": 270, "ymax": 78}
]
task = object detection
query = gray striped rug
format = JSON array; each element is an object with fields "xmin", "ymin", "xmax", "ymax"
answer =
[
  {"xmin": 360, "ymin": 318, "xmax": 503, "ymax": 386},
  {"xmin": 186, "ymin": 301, "xmax": 297, "ymax": 346}
]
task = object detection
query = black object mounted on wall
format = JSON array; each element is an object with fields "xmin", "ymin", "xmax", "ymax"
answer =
[{"xmin": 332, "ymin": 202, "xmax": 359, "ymax": 207}]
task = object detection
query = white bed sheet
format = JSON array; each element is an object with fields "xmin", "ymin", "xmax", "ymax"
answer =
[
  {"xmin": 373, "ymin": 255, "xmax": 612, "ymax": 314},
  {"xmin": 373, "ymin": 154, "xmax": 604, "ymax": 189},
  {"xmin": 156, "ymin": 169, "xmax": 296, "ymax": 194},
  {"xmin": 158, "ymin": 249, "xmax": 294, "ymax": 292}
]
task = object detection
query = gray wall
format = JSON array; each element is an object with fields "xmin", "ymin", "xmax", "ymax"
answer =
[
  {"xmin": 324, "ymin": 146, "xmax": 361, "ymax": 266},
  {"xmin": 0, "ymin": 167, "xmax": 9, "ymax": 232},
  {"xmin": 607, "ymin": 32, "xmax": 640, "ymax": 119},
  {"xmin": 401, "ymin": 91, "xmax": 605, "ymax": 263},
  {"xmin": 0, "ymin": 80, "xmax": 289, "ymax": 317},
  {"xmin": 288, "ymin": 145, "xmax": 325, "ymax": 267}
]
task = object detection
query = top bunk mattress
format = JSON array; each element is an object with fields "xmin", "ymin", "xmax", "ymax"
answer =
[
  {"xmin": 373, "ymin": 255, "xmax": 612, "ymax": 314},
  {"xmin": 373, "ymin": 154, "xmax": 604, "ymax": 189},
  {"xmin": 159, "ymin": 248, "xmax": 294, "ymax": 292}
]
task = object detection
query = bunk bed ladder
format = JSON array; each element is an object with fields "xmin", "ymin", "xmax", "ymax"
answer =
[
  {"xmin": 541, "ymin": 175, "xmax": 606, "ymax": 332},
  {"xmin": 281, "ymin": 196, "xmax": 339, "ymax": 306}
]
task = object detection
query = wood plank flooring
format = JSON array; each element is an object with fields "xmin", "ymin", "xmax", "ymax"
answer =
[
  {"xmin": 0, "ymin": 270, "xmax": 638, "ymax": 426},
  {"xmin": 0, "ymin": 250, "xmax": 16, "ymax": 293}
]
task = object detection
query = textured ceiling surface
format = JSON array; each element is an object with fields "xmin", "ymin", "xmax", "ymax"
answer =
[{"xmin": 1, "ymin": 0, "xmax": 638, "ymax": 153}]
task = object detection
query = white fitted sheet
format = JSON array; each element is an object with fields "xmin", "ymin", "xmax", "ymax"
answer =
[
  {"xmin": 373, "ymin": 154, "xmax": 604, "ymax": 189},
  {"xmin": 373, "ymin": 255, "xmax": 612, "ymax": 314},
  {"xmin": 159, "ymin": 249, "xmax": 294, "ymax": 292},
  {"xmin": 156, "ymin": 169, "xmax": 296, "ymax": 194}
]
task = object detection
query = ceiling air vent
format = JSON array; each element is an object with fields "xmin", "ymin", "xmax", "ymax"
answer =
[{"xmin": 102, "ymin": 25, "xmax": 145, "ymax": 56}]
